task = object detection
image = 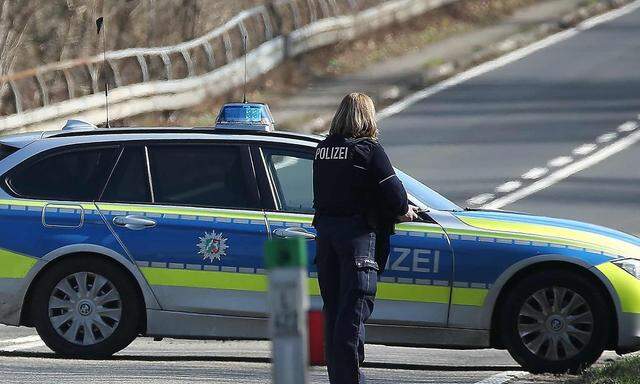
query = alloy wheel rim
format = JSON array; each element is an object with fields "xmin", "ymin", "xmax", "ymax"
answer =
[
  {"xmin": 48, "ymin": 272, "xmax": 122, "ymax": 346},
  {"xmin": 517, "ymin": 286, "xmax": 594, "ymax": 361}
]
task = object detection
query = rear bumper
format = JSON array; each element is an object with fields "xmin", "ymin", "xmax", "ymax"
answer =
[{"xmin": 0, "ymin": 278, "xmax": 26, "ymax": 326}]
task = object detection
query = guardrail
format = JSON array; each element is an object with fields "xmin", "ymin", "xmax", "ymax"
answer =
[{"xmin": 0, "ymin": 0, "xmax": 456, "ymax": 134}]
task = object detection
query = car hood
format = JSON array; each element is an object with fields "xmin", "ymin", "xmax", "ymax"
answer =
[{"xmin": 453, "ymin": 210, "xmax": 640, "ymax": 260}]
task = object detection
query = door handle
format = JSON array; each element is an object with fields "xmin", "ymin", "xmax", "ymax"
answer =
[
  {"xmin": 113, "ymin": 215, "xmax": 156, "ymax": 230},
  {"xmin": 273, "ymin": 227, "xmax": 316, "ymax": 240}
]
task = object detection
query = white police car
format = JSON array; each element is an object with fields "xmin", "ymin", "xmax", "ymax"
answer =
[{"xmin": 0, "ymin": 104, "xmax": 639, "ymax": 373}]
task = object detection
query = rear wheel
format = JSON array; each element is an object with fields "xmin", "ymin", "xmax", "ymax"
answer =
[
  {"xmin": 31, "ymin": 257, "xmax": 142, "ymax": 358},
  {"xmin": 500, "ymin": 270, "xmax": 610, "ymax": 373}
]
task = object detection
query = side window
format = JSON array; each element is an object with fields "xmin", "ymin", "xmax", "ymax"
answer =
[
  {"xmin": 101, "ymin": 147, "xmax": 151, "ymax": 203},
  {"xmin": 6, "ymin": 146, "xmax": 118, "ymax": 201},
  {"xmin": 148, "ymin": 144, "xmax": 258, "ymax": 209},
  {"xmin": 263, "ymin": 148, "xmax": 314, "ymax": 213}
]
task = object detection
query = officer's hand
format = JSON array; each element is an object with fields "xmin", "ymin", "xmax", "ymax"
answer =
[{"xmin": 398, "ymin": 205, "xmax": 420, "ymax": 222}]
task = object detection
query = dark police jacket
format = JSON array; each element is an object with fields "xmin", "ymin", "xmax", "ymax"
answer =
[{"xmin": 312, "ymin": 134, "xmax": 409, "ymax": 267}]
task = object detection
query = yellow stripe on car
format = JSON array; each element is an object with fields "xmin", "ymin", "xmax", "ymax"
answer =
[
  {"xmin": 378, "ymin": 283, "xmax": 450, "ymax": 304},
  {"xmin": 97, "ymin": 203, "xmax": 265, "ymax": 221},
  {"xmin": 264, "ymin": 213, "xmax": 447, "ymax": 235},
  {"xmin": 141, "ymin": 267, "xmax": 463, "ymax": 304},
  {"xmin": 0, "ymin": 199, "xmax": 266, "ymax": 221},
  {"xmin": 265, "ymin": 213, "xmax": 312, "ymax": 224},
  {"xmin": 0, "ymin": 248, "xmax": 37, "ymax": 279},
  {"xmin": 0, "ymin": 198, "xmax": 95, "ymax": 211},
  {"xmin": 452, "ymin": 287, "xmax": 489, "ymax": 307},
  {"xmin": 597, "ymin": 262, "xmax": 640, "ymax": 314},
  {"xmin": 142, "ymin": 267, "xmax": 269, "ymax": 292},
  {"xmin": 457, "ymin": 217, "xmax": 637, "ymax": 258}
]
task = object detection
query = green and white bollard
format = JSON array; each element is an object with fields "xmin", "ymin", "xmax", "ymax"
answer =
[{"xmin": 265, "ymin": 237, "xmax": 309, "ymax": 384}]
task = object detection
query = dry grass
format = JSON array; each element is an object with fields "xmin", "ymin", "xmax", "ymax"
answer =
[{"xmin": 565, "ymin": 356, "xmax": 640, "ymax": 384}]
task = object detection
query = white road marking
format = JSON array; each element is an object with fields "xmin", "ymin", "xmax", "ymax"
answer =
[
  {"xmin": 467, "ymin": 193, "xmax": 495, "ymax": 205},
  {"xmin": 547, "ymin": 156, "xmax": 573, "ymax": 167},
  {"xmin": 0, "ymin": 335, "xmax": 41, "ymax": 344},
  {"xmin": 572, "ymin": 143, "xmax": 597, "ymax": 156},
  {"xmin": 618, "ymin": 121, "xmax": 639, "ymax": 132},
  {"xmin": 482, "ymin": 130, "xmax": 640, "ymax": 209},
  {"xmin": 495, "ymin": 181, "xmax": 522, "ymax": 193},
  {"xmin": 474, "ymin": 371, "xmax": 529, "ymax": 384},
  {"xmin": 521, "ymin": 167, "xmax": 548, "ymax": 179},
  {"xmin": 371, "ymin": 0, "xmax": 640, "ymax": 211},
  {"xmin": 376, "ymin": 0, "xmax": 640, "ymax": 121},
  {"xmin": 596, "ymin": 132, "xmax": 618, "ymax": 143},
  {"xmin": 0, "ymin": 340, "xmax": 45, "ymax": 352}
]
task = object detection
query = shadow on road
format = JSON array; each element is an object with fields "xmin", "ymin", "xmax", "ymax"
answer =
[{"xmin": 0, "ymin": 351, "xmax": 523, "ymax": 371}]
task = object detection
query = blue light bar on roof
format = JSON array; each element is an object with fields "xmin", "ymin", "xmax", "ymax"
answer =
[{"xmin": 215, "ymin": 103, "xmax": 275, "ymax": 131}]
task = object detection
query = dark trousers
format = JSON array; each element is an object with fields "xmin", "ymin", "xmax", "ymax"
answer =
[{"xmin": 314, "ymin": 216, "xmax": 378, "ymax": 384}]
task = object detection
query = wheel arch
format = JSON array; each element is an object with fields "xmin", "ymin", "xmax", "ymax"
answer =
[
  {"xmin": 484, "ymin": 255, "xmax": 620, "ymax": 350},
  {"xmin": 20, "ymin": 244, "xmax": 159, "ymax": 333}
]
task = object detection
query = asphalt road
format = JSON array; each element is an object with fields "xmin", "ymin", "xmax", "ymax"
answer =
[
  {"xmin": 381, "ymin": 1, "xmax": 640, "ymax": 234},
  {"xmin": 0, "ymin": 324, "xmax": 522, "ymax": 384},
  {"xmin": 1, "ymin": 2, "xmax": 639, "ymax": 384},
  {"xmin": 0, "ymin": 324, "xmax": 624, "ymax": 384}
]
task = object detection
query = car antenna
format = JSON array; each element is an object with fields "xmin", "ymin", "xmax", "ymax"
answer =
[
  {"xmin": 243, "ymin": 34, "xmax": 248, "ymax": 103},
  {"xmin": 96, "ymin": 16, "xmax": 110, "ymax": 128}
]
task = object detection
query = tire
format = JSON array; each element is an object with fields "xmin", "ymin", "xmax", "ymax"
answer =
[
  {"xmin": 499, "ymin": 269, "xmax": 610, "ymax": 374},
  {"xmin": 30, "ymin": 257, "xmax": 142, "ymax": 358}
]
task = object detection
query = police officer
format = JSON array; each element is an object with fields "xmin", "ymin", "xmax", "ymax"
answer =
[{"xmin": 313, "ymin": 93, "xmax": 419, "ymax": 384}]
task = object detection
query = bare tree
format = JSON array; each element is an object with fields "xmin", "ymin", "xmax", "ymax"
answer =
[
  {"xmin": 0, "ymin": 0, "xmax": 36, "ymax": 114},
  {"xmin": 0, "ymin": 1, "xmax": 36, "ymax": 76}
]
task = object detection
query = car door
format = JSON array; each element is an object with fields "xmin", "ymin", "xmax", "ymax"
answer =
[
  {"xmin": 97, "ymin": 142, "xmax": 270, "ymax": 316},
  {"xmin": 256, "ymin": 144, "xmax": 453, "ymax": 326},
  {"xmin": 1, "ymin": 144, "xmax": 125, "ymax": 262}
]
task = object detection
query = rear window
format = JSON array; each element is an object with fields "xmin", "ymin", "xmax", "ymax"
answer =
[
  {"xmin": 0, "ymin": 144, "xmax": 18, "ymax": 162},
  {"xmin": 6, "ymin": 146, "xmax": 119, "ymax": 201}
]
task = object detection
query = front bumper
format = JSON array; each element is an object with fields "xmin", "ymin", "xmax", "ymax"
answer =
[
  {"xmin": 596, "ymin": 262, "xmax": 640, "ymax": 353},
  {"xmin": 0, "ymin": 278, "xmax": 26, "ymax": 326},
  {"xmin": 617, "ymin": 312, "xmax": 640, "ymax": 354}
]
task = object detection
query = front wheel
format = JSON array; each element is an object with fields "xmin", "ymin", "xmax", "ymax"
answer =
[
  {"xmin": 31, "ymin": 257, "xmax": 142, "ymax": 358},
  {"xmin": 499, "ymin": 270, "xmax": 611, "ymax": 374}
]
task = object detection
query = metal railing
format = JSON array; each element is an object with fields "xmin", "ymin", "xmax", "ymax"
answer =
[{"xmin": 0, "ymin": 0, "xmax": 454, "ymax": 134}]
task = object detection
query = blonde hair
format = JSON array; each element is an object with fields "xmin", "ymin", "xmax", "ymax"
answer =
[{"xmin": 329, "ymin": 93, "xmax": 378, "ymax": 139}]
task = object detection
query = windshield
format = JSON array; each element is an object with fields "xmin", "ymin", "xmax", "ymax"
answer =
[{"xmin": 395, "ymin": 169, "xmax": 461, "ymax": 211}]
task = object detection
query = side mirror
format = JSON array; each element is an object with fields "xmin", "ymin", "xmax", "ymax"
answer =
[{"xmin": 416, "ymin": 209, "xmax": 437, "ymax": 224}]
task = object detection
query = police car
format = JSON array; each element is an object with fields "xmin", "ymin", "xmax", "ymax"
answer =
[{"xmin": 0, "ymin": 103, "xmax": 639, "ymax": 373}]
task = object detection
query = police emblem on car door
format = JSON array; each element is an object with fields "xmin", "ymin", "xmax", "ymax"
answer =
[{"xmin": 198, "ymin": 230, "xmax": 229, "ymax": 262}]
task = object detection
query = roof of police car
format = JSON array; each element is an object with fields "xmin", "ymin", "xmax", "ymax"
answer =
[{"xmin": 40, "ymin": 126, "xmax": 323, "ymax": 145}]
